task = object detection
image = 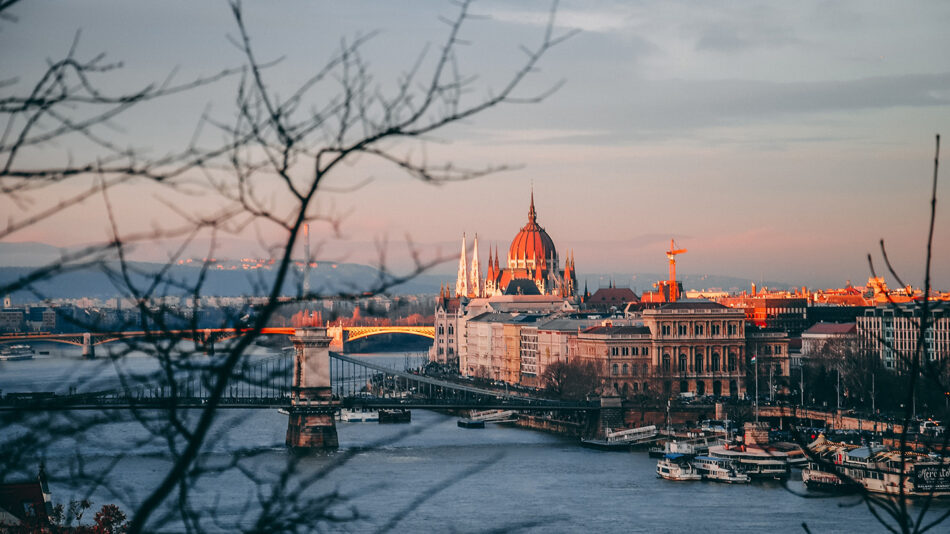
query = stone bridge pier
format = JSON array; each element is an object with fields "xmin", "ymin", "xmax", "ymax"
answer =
[
  {"xmin": 81, "ymin": 333, "xmax": 95, "ymax": 359},
  {"xmin": 286, "ymin": 327, "xmax": 339, "ymax": 450}
]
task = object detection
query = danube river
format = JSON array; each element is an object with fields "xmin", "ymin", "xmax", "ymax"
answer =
[{"xmin": 1, "ymin": 345, "xmax": 940, "ymax": 532}]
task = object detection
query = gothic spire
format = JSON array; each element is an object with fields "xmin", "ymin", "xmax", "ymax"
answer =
[
  {"xmin": 455, "ymin": 233, "xmax": 468, "ymax": 298},
  {"xmin": 528, "ymin": 186, "xmax": 537, "ymax": 224},
  {"xmin": 470, "ymin": 233, "xmax": 482, "ymax": 298}
]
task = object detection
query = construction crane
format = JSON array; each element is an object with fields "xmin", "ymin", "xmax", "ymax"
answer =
[{"xmin": 666, "ymin": 238, "xmax": 687, "ymax": 302}]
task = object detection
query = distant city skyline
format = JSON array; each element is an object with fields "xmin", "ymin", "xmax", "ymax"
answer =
[{"xmin": 1, "ymin": 1, "xmax": 947, "ymax": 289}]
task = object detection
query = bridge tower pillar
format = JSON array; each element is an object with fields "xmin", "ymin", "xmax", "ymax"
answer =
[
  {"xmin": 328, "ymin": 325, "xmax": 346, "ymax": 352},
  {"xmin": 286, "ymin": 327, "xmax": 339, "ymax": 450},
  {"xmin": 81, "ymin": 333, "xmax": 95, "ymax": 359}
]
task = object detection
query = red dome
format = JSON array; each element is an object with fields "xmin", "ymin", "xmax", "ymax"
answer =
[{"xmin": 508, "ymin": 193, "xmax": 557, "ymax": 269}]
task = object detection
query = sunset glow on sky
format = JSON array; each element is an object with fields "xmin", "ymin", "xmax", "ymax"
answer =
[{"xmin": 1, "ymin": 1, "xmax": 948, "ymax": 288}]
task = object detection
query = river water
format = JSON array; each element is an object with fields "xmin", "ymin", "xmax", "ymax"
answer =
[{"xmin": 0, "ymin": 345, "xmax": 941, "ymax": 533}]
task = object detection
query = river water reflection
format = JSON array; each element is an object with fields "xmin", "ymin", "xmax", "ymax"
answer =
[{"xmin": 0, "ymin": 347, "xmax": 940, "ymax": 532}]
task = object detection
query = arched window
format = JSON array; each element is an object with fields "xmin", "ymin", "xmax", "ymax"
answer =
[
  {"xmin": 643, "ymin": 381, "xmax": 650, "ymax": 392},
  {"xmin": 728, "ymin": 353, "xmax": 737, "ymax": 372},
  {"xmin": 678, "ymin": 354, "xmax": 687, "ymax": 372},
  {"xmin": 729, "ymin": 380, "xmax": 738, "ymax": 396},
  {"xmin": 642, "ymin": 363, "xmax": 648, "ymax": 376},
  {"xmin": 713, "ymin": 380, "xmax": 722, "ymax": 396},
  {"xmin": 662, "ymin": 355, "xmax": 671, "ymax": 373},
  {"xmin": 694, "ymin": 353, "xmax": 703, "ymax": 373},
  {"xmin": 611, "ymin": 363, "xmax": 619, "ymax": 376},
  {"xmin": 622, "ymin": 363, "xmax": 629, "ymax": 375},
  {"xmin": 679, "ymin": 380, "xmax": 689, "ymax": 393},
  {"xmin": 632, "ymin": 382, "xmax": 639, "ymax": 392},
  {"xmin": 711, "ymin": 353, "xmax": 720, "ymax": 372}
]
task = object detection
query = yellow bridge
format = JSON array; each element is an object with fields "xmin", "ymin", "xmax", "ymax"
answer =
[
  {"xmin": 0, "ymin": 325, "xmax": 435, "ymax": 354},
  {"xmin": 326, "ymin": 325, "xmax": 434, "ymax": 350}
]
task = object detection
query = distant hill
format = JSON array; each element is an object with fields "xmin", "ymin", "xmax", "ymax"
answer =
[
  {"xmin": 0, "ymin": 261, "xmax": 443, "ymax": 301},
  {"xmin": 579, "ymin": 272, "xmax": 792, "ymax": 294},
  {"xmin": 0, "ymin": 242, "xmax": 75, "ymax": 267},
  {"xmin": 0, "ymin": 242, "xmax": 792, "ymax": 301}
]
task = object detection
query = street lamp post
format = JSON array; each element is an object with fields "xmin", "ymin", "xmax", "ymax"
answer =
[
  {"xmin": 836, "ymin": 367, "xmax": 841, "ymax": 412},
  {"xmin": 800, "ymin": 358, "xmax": 805, "ymax": 407}
]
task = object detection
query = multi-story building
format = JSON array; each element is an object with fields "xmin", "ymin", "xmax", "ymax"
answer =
[
  {"xmin": 717, "ymin": 294, "xmax": 808, "ymax": 336},
  {"xmin": 572, "ymin": 301, "xmax": 750, "ymax": 398},
  {"xmin": 746, "ymin": 328, "xmax": 791, "ymax": 396},
  {"xmin": 642, "ymin": 301, "xmax": 748, "ymax": 398},
  {"xmin": 459, "ymin": 312, "xmax": 541, "ymax": 380},
  {"xmin": 0, "ymin": 308, "xmax": 25, "ymax": 333},
  {"xmin": 430, "ymin": 289, "xmax": 463, "ymax": 367},
  {"xmin": 574, "ymin": 325, "xmax": 653, "ymax": 397},
  {"xmin": 857, "ymin": 302, "xmax": 950, "ymax": 372}
]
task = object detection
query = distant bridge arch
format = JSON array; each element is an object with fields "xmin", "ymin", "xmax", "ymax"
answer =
[{"xmin": 325, "ymin": 325, "xmax": 434, "ymax": 350}]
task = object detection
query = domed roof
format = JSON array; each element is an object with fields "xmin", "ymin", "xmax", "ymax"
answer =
[{"xmin": 508, "ymin": 192, "xmax": 557, "ymax": 267}]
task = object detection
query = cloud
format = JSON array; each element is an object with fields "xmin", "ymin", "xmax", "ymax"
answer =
[
  {"xmin": 695, "ymin": 22, "xmax": 800, "ymax": 52},
  {"xmin": 488, "ymin": 7, "xmax": 634, "ymax": 34}
]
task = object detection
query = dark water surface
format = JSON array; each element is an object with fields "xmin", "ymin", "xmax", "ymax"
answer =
[{"xmin": 0, "ymin": 347, "xmax": 940, "ymax": 532}]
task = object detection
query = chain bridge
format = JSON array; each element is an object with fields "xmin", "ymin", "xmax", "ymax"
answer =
[
  {"xmin": 1, "ymin": 327, "xmax": 594, "ymax": 449},
  {"xmin": 0, "ymin": 325, "xmax": 434, "ymax": 356}
]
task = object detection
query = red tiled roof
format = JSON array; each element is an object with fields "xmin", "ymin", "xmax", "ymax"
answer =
[
  {"xmin": 803, "ymin": 322, "xmax": 856, "ymax": 335},
  {"xmin": 588, "ymin": 287, "xmax": 639, "ymax": 304}
]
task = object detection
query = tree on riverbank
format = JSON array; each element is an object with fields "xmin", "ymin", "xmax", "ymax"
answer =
[{"xmin": 542, "ymin": 359, "xmax": 600, "ymax": 401}]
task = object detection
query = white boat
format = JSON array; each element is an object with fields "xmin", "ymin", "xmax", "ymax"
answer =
[
  {"xmin": 656, "ymin": 454, "xmax": 703, "ymax": 481},
  {"xmin": 648, "ymin": 437, "xmax": 712, "ymax": 458},
  {"xmin": 833, "ymin": 445, "xmax": 950, "ymax": 497},
  {"xmin": 692, "ymin": 455, "xmax": 751, "ymax": 484},
  {"xmin": 708, "ymin": 444, "xmax": 790, "ymax": 479},
  {"xmin": 338, "ymin": 408, "xmax": 379, "ymax": 422},
  {"xmin": 0, "ymin": 344, "xmax": 34, "ymax": 361}
]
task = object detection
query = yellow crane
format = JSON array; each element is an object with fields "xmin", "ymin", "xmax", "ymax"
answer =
[{"xmin": 666, "ymin": 239, "xmax": 687, "ymax": 302}]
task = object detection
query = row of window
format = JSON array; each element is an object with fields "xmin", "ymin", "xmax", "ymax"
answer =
[
  {"xmin": 610, "ymin": 362, "xmax": 650, "ymax": 376},
  {"xmin": 659, "ymin": 323, "xmax": 738, "ymax": 336},
  {"xmin": 608, "ymin": 346, "xmax": 650, "ymax": 356},
  {"xmin": 660, "ymin": 353, "xmax": 738, "ymax": 373}
]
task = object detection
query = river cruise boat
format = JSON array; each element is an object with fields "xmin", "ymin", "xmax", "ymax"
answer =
[
  {"xmin": 707, "ymin": 444, "xmax": 790, "ymax": 479},
  {"xmin": 648, "ymin": 437, "xmax": 714, "ymax": 458},
  {"xmin": 833, "ymin": 446, "xmax": 950, "ymax": 497},
  {"xmin": 801, "ymin": 459, "xmax": 860, "ymax": 493},
  {"xmin": 338, "ymin": 408, "xmax": 379, "ymax": 422},
  {"xmin": 656, "ymin": 453, "xmax": 702, "ymax": 481},
  {"xmin": 0, "ymin": 344, "xmax": 34, "ymax": 361},
  {"xmin": 692, "ymin": 456, "xmax": 751, "ymax": 484}
]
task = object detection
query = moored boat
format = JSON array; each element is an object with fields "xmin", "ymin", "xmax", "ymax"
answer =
[
  {"xmin": 339, "ymin": 408, "xmax": 379, "ymax": 422},
  {"xmin": 458, "ymin": 418, "xmax": 485, "ymax": 429},
  {"xmin": 656, "ymin": 453, "xmax": 703, "ymax": 481},
  {"xmin": 0, "ymin": 344, "xmax": 34, "ymax": 361},
  {"xmin": 707, "ymin": 444, "xmax": 790, "ymax": 479},
  {"xmin": 692, "ymin": 455, "xmax": 751, "ymax": 484}
]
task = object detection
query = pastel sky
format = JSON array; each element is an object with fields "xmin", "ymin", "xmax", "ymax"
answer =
[{"xmin": 1, "ymin": 1, "xmax": 948, "ymax": 289}]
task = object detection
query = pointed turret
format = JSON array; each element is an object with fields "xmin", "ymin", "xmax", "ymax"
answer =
[
  {"xmin": 455, "ymin": 233, "xmax": 468, "ymax": 298},
  {"xmin": 469, "ymin": 234, "xmax": 483, "ymax": 298},
  {"xmin": 528, "ymin": 186, "xmax": 537, "ymax": 224}
]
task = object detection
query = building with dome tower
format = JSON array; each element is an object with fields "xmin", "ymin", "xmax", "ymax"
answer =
[
  {"xmin": 457, "ymin": 191, "xmax": 577, "ymax": 299},
  {"xmin": 429, "ymin": 191, "xmax": 579, "ymax": 367}
]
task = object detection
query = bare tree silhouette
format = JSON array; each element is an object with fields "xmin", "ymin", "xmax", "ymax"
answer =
[{"xmin": 0, "ymin": 1, "xmax": 575, "ymax": 531}]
